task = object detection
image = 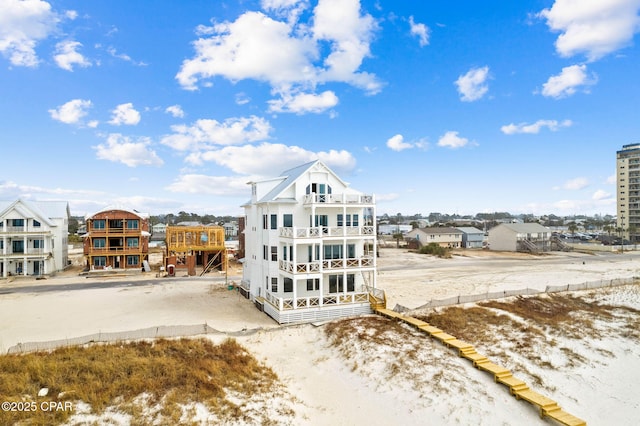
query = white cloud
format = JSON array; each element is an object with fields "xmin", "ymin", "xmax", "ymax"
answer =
[
  {"xmin": 0, "ymin": 0, "xmax": 60, "ymax": 67},
  {"xmin": 176, "ymin": 0, "xmax": 381, "ymax": 112},
  {"xmin": 235, "ymin": 92, "xmax": 251, "ymax": 105},
  {"xmin": 65, "ymin": 10, "xmax": 77, "ymax": 20},
  {"xmin": 437, "ymin": 131, "xmax": 471, "ymax": 149},
  {"xmin": 562, "ymin": 177, "xmax": 589, "ymax": 190},
  {"xmin": 166, "ymin": 174, "xmax": 250, "ymax": 196},
  {"xmin": 409, "ymin": 16, "xmax": 429, "ymax": 47},
  {"xmin": 606, "ymin": 174, "xmax": 616, "ymax": 185},
  {"xmin": 165, "ymin": 105, "xmax": 185, "ymax": 118},
  {"xmin": 541, "ymin": 64, "xmax": 597, "ymax": 98},
  {"xmin": 500, "ymin": 119, "xmax": 573, "ymax": 135},
  {"xmin": 48, "ymin": 99, "xmax": 92, "ymax": 124},
  {"xmin": 268, "ymin": 90, "xmax": 338, "ymax": 114},
  {"xmin": 106, "ymin": 46, "xmax": 147, "ymax": 66},
  {"xmin": 592, "ymin": 189, "xmax": 611, "ymax": 200},
  {"xmin": 109, "ymin": 103, "xmax": 141, "ymax": 126},
  {"xmin": 185, "ymin": 142, "xmax": 356, "ymax": 176},
  {"xmin": 94, "ymin": 133, "xmax": 163, "ymax": 167},
  {"xmin": 53, "ymin": 40, "xmax": 91, "ymax": 71},
  {"xmin": 161, "ymin": 116, "xmax": 271, "ymax": 151},
  {"xmin": 375, "ymin": 193, "xmax": 400, "ymax": 202},
  {"xmin": 455, "ymin": 66, "xmax": 490, "ymax": 102},
  {"xmin": 386, "ymin": 134, "xmax": 412, "ymax": 151},
  {"xmin": 539, "ymin": 0, "xmax": 640, "ymax": 61},
  {"xmin": 261, "ymin": 0, "xmax": 309, "ymax": 24}
]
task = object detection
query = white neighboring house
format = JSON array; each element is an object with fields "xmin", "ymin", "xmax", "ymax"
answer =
[
  {"xmin": 0, "ymin": 199, "xmax": 70, "ymax": 278},
  {"xmin": 405, "ymin": 227, "xmax": 463, "ymax": 248},
  {"xmin": 241, "ymin": 160, "xmax": 377, "ymax": 324}
]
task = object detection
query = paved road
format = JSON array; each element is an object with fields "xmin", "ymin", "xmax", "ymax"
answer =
[{"xmin": 0, "ymin": 275, "xmax": 244, "ymax": 295}]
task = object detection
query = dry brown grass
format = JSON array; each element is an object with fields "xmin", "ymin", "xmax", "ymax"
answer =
[{"xmin": 0, "ymin": 338, "xmax": 283, "ymax": 425}]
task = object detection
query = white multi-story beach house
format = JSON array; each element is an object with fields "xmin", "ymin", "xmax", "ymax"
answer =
[
  {"xmin": 240, "ymin": 160, "xmax": 378, "ymax": 324},
  {"xmin": 0, "ymin": 199, "xmax": 70, "ymax": 278}
]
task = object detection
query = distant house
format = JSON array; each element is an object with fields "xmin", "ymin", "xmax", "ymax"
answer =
[
  {"xmin": 457, "ymin": 227, "xmax": 485, "ymax": 249},
  {"xmin": 222, "ymin": 221, "xmax": 238, "ymax": 238},
  {"xmin": 378, "ymin": 224, "xmax": 412, "ymax": 235},
  {"xmin": 0, "ymin": 199, "xmax": 70, "ymax": 277},
  {"xmin": 487, "ymin": 223, "xmax": 551, "ymax": 252},
  {"xmin": 405, "ymin": 227, "xmax": 463, "ymax": 248},
  {"xmin": 152, "ymin": 223, "xmax": 167, "ymax": 234}
]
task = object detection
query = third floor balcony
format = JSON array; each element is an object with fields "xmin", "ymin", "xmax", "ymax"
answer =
[{"xmin": 279, "ymin": 226, "xmax": 374, "ymax": 239}]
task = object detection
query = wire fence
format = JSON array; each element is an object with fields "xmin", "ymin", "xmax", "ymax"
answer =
[
  {"xmin": 400, "ymin": 276, "xmax": 639, "ymax": 312},
  {"xmin": 7, "ymin": 323, "xmax": 222, "ymax": 354}
]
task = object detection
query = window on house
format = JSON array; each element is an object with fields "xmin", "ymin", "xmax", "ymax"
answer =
[
  {"xmin": 109, "ymin": 219, "xmax": 123, "ymax": 229},
  {"xmin": 33, "ymin": 220, "xmax": 41, "ymax": 227},
  {"xmin": 282, "ymin": 245, "xmax": 287, "ymax": 261},
  {"xmin": 352, "ymin": 214, "xmax": 359, "ymax": 226},
  {"xmin": 94, "ymin": 256, "xmax": 106, "ymax": 267},
  {"xmin": 270, "ymin": 214, "xmax": 277, "ymax": 229},
  {"xmin": 283, "ymin": 214, "xmax": 293, "ymax": 227},
  {"xmin": 329, "ymin": 275, "xmax": 342, "ymax": 293},
  {"xmin": 33, "ymin": 239, "xmax": 44, "ymax": 249},
  {"xmin": 271, "ymin": 246, "xmax": 277, "ymax": 261},
  {"xmin": 93, "ymin": 220, "xmax": 105, "ymax": 229},
  {"xmin": 127, "ymin": 255, "xmax": 139, "ymax": 266},
  {"xmin": 126, "ymin": 237, "xmax": 139, "ymax": 247},
  {"xmin": 127, "ymin": 219, "xmax": 139, "ymax": 229},
  {"xmin": 314, "ymin": 215, "xmax": 328, "ymax": 227},
  {"xmin": 347, "ymin": 274, "xmax": 355, "ymax": 292},
  {"xmin": 347, "ymin": 244, "xmax": 356, "ymax": 258},
  {"xmin": 94, "ymin": 238, "xmax": 106, "ymax": 248},
  {"xmin": 271, "ymin": 277, "xmax": 278, "ymax": 292},
  {"xmin": 337, "ymin": 214, "xmax": 343, "ymax": 226},
  {"xmin": 263, "ymin": 245, "xmax": 268, "ymax": 260},
  {"xmin": 12, "ymin": 219, "xmax": 24, "ymax": 227},
  {"xmin": 324, "ymin": 244, "xmax": 343, "ymax": 259},
  {"xmin": 12, "ymin": 240, "xmax": 24, "ymax": 253},
  {"xmin": 306, "ymin": 278, "xmax": 320, "ymax": 291},
  {"xmin": 283, "ymin": 278, "xmax": 293, "ymax": 292},
  {"xmin": 263, "ymin": 215, "xmax": 268, "ymax": 229}
]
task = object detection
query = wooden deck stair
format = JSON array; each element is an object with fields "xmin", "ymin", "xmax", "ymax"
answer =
[{"xmin": 371, "ymin": 305, "xmax": 587, "ymax": 426}]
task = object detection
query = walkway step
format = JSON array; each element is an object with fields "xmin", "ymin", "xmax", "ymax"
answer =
[{"xmin": 369, "ymin": 307, "xmax": 587, "ymax": 426}]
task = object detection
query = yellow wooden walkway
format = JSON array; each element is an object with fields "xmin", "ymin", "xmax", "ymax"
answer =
[{"xmin": 373, "ymin": 307, "xmax": 586, "ymax": 426}]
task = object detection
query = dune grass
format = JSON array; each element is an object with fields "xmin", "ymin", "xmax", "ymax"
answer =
[{"xmin": 0, "ymin": 338, "xmax": 280, "ymax": 425}]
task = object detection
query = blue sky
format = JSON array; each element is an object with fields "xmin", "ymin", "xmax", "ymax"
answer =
[{"xmin": 1, "ymin": 0, "xmax": 639, "ymax": 217}]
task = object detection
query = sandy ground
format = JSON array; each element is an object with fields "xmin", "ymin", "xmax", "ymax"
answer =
[{"xmin": 1, "ymin": 248, "xmax": 639, "ymax": 425}]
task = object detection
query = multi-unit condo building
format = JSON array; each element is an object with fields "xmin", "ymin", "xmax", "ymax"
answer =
[
  {"xmin": 240, "ymin": 160, "xmax": 377, "ymax": 324},
  {"xmin": 0, "ymin": 199, "xmax": 69, "ymax": 278},
  {"xmin": 83, "ymin": 207, "xmax": 150, "ymax": 271},
  {"xmin": 616, "ymin": 143, "xmax": 640, "ymax": 242}
]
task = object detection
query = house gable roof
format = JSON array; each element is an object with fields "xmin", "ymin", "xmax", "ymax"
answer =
[
  {"xmin": 254, "ymin": 160, "xmax": 348, "ymax": 203},
  {"xmin": 415, "ymin": 226, "xmax": 463, "ymax": 235},
  {"xmin": 0, "ymin": 199, "xmax": 68, "ymax": 227},
  {"xmin": 495, "ymin": 223, "xmax": 549, "ymax": 233}
]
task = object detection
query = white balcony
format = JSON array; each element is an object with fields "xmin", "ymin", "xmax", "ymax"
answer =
[
  {"xmin": 279, "ymin": 256, "xmax": 374, "ymax": 273},
  {"xmin": 279, "ymin": 226, "xmax": 374, "ymax": 239},
  {"xmin": 303, "ymin": 193, "xmax": 374, "ymax": 205},
  {"xmin": 264, "ymin": 289, "xmax": 370, "ymax": 311}
]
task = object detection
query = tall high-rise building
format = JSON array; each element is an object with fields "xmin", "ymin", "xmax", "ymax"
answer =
[{"xmin": 616, "ymin": 143, "xmax": 640, "ymax": 242}]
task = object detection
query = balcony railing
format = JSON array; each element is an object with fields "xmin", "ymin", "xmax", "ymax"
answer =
[
  {"xmin": 1, "ymin": 249, "xmax": 50, "ymax": 256},
  {"xmin": 303, "ymin": 193, "xmax": 374, "ymax": 205},
  {"xmin": 279, "ymin": 226, "xmax": 374, "ymax": 238},
  {"xmin": 264, "ymin": 290, "xmax": 370, "ymax": 311},
  {"xmin": 279, "ymin": 256, "xmax": 374, "ymax": 273}
]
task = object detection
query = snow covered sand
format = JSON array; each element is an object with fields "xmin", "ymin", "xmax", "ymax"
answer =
[{"xmin": 1, "ymin": 248, "xmax": 639, "ymax": 425}]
